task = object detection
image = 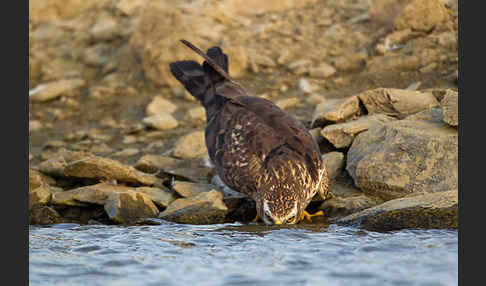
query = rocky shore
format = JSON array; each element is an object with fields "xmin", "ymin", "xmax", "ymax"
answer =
[{"xmin": 29, "ymin": 0, "xmax": 458, "ymax": 231}]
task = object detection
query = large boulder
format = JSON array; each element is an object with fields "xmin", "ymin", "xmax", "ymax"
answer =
[
  {"xmin": 336, "ymin": 190, "xmax": 458, "ymax": 231},
  {"xmin": 159, "ymin": 190, "xmax": 228, "ymax": 224},
  {"xmin": 346, "ymin": 120, "xmax": 457, "ymax": 200}
]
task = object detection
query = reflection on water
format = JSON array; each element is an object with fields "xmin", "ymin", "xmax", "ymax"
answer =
[{"xmin": 29, "ymin": 220, "xmax": 458, "ymax": 286}]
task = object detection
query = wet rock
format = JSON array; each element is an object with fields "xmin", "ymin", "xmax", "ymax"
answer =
[
  {"xmin": 29, "ymin": 206, "xmax": 62, "ymax": 225},
  {"xmin": 440, "ymin": 90, "xmax": 458, "ymax": 127},
  {"xmin": 394, "ymin": 0, "xmax": 449, "ymax": 32},
  {"xmin": 346, "ymin": 120, "xmax": 458, "ymax": 200},
  {"xmin": 321, "ymin": 114, "xmax": 396, "ymax": 148},
  {"xmin": 159, "ymin": 190, "xmax": 228, "ymax": 224},
  {"xmin": 39, "ymin": 148, "xmax": 162, "ymax": 186},
  {"xmin": 311, "ymin": 96, "xmax": 361, "ymax": 127},
  {"xmin": 172, "ymin": 131, "xmax": 207, "ymax": 159},
  {"xmin": 322, "ymin": 152, "xmax": 345, "ymax": 180},
  {"xmin": 320, "ymin": 195, "xmax": 383, "ymax": 218},
  {"xmin": 336, "ymin": 190, "xmax": 458, "ymax": 231},
  {"xmin": 358, "ymin": 88, "xmax": 439, "ymax": 118},
  {"xmin": 142, "ymin": 113, "xmax": 179, "ymax": 131},
  {"xmin": 104, "ymin": 192, "xmax": 159, "ymax": 224},
  {"xmin": 135, "ymin": 154, "xmax": 214, "ymax": 183},
  {"xmin": 146, "ymin": 96, "xmax": 178, "ymax": 116},
  {"xmin": 309, "ymin": 63, "xmax": 336, "ymax": 78},
  {"xmin": 29, "ymin": 0, "xmax": 97, "ymax": 23},
  {"xmin": 29, "ymin": 79, "xmax": 86, "ymax": 102}
]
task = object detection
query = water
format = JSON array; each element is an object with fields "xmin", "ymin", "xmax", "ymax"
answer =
[{"xmin": 29, "ymin": 221, "xmax": 458, "ymax": 286}]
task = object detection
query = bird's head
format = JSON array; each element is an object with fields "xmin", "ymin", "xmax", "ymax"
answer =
[{"xmin": 256, "ymin": 187, "xmax": 303, "ymax": 225}]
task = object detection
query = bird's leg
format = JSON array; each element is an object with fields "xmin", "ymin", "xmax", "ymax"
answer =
[
  {"xmin": 300, "ymin": 210, "xmax": 324, "ymax": 222},
  {"xmin": 252, "ymin": 212, "xmax": 260, "ymax": 223}
]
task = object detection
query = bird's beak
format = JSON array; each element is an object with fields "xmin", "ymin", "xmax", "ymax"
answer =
[{"xmin": 274, "ymin": 220, "xmax": 283, "ymax": 225}]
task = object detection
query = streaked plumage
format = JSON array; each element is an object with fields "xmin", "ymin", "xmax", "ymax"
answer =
[{"xmin": 170, "ymin": 40, "xmax": 329, "ymax": 225}]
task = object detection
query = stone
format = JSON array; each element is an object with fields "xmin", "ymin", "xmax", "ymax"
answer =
[
  {"xmin": 112, "ymin": 148, "xmax": 139, "ymax": 157},
  {"xmin": 135, "ymin": 154, "xmax": 214, "ymax": 183},
  {"xmin": 394, "ymin": 0, "xmax": 449, "ymax": 32},
  {"xmin": 90, "ymin": 14, "xmax": 120, "ymax": 41},
  {"xmin": 346, "ymin": 120, "xmax": 458, "ymax": 200},
  {"xmin": 336, "ymin": 190, "xmax": 458, "ymax": 231},
  {"xmin": 172, "ymin": 131, "xmax": 207, "ymax": 159},
  {"xmin": 135, "ymin": 186, "xmax": 178, "ymax": 208},
  {"xmin": 39, "ymin": 148, "xmax": 162, "ymax": 186},
  {"xmin": 440, "ymin": 90, "xmax": 458, "ymax": 127},
  {"xmin": 159, "ymin": 190, "xmax": 228, "ymax": 224},
  {"xmin": 311, "ymin": 96, "xmax": 361, "ymax": 127},
  {"xmin": 29, "ymin": 0, "xmax": 97, "ymax": 23},
  {"xmin": 30, "ymin": 120, "xmax": 42, "ymax": 132},
  {"xmin": 321, "ymin": 114, "xmax": 396, "ymax": 148},
  {"xmin": 29, "ymin": 168, "xmax": 56, "ymax": 191},
  {"xmin": 358, "ymin": 88, "xmax": 439, "ymax": 118},
  {"xmin": 321, "ymin": 152, "xmax": 345, "ymax": 180},
  {"xmin": 186, "ymin": 106, "xmax": 206, "ymax": 125},
  {"xmin": 146, "ymin": 96, "xmax": 178, "ymax": 116},
  {"xmin": 370, "ymin": 0, "xmax": 412, "ymax": 25},
  {"xmin": 297, "ymin": 78, "xmax": 315, "ymax": 93},
  {"xmin": 172, "ymin": 181, "xmax": 216, "ymax": 198},
  {"xmin": 29, "ymin": 186, "xmax": 54, "ymax": 210},
  {"xmin": 104, "ymin": 192, "xmax": 159, "ymax": 224},
  {"xmin": 406, "ymin": 108, "xmax": 444, "ymax": 123},
  {"xmin": 332, "ymin": 52, "xmax": 367, "ymax": 72},
  {"xmin": 142, "ymin": 114, "xmax": 179, "ymax": 131},
  {"xmin": 29, "ymin": 79, "xmax": 86, "ymax": 102},
  {"xmin": 309, "ymin": 63, "xmax": 336, "ymax": 78},
  {"xmin": 320, "ymin": 195, "xmax": 383, "ymax": 218},
  {"xmin": 275, "ymin": 97, "xmax": 299, "ymax": 110},
  {"xmin": 29, "ymin": 206, "xmax": 62, "ymax": 225}
]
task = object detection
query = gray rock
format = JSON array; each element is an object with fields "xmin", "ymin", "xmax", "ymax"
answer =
[
  {"xmin": 358, "ymin": 88, "xmax": 439, "ymax": 118},
  {"xmin": 159, "ymin": 190, "xmax": 228, "ymax": 224},
  {"xmin": 320, "ymin": 195, "xmax": 383, "ymax": 218},
  {"xmin": 39, "ymin": 148, "xmax": 162, "ymax": 186},
  {"xmin": 135, "ymin": 154, "xmax": 214, "ymax": 183},
  {"xmin": 321, "ymin": 114, "xmax": 396, "ymax": 148},
  {"xmin": 405, "ymin": 107, "xmax": 444, "ymax": 123},
  {"xmin": 335, "ymin": 190, "xmax": 458, "ymax": 231},
  {"xmin": 104, "ymin": 192, "xmax": 159, "ymax": 224},
  {"xmin": 321, "ymin": 152, "xmax": 345, "ymax": 180},
  {"xmin": 346, "ymin": 120, "xmax": 458, "ymax": 200}
]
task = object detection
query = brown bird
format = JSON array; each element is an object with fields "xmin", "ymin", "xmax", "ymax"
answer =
[{"xmin": 169, "ymin": 40, "xmax": 329, "ymax": 225}]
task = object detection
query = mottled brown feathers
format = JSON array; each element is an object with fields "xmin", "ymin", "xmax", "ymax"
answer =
[{"xmin": 169, "ymin": 40, "xmax": 329, "ymax": 224}]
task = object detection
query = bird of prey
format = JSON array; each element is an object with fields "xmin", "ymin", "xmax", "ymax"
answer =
[{"xmin": 169, "ymin": 40, "xmax": 329, "ymax": 225}]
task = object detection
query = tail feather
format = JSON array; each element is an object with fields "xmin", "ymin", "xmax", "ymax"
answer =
[{"xmin": 169, "ymin": 61, "xmax": 209, "ymax": 101}]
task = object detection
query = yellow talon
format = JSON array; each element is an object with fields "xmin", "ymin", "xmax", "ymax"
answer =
[
  {"xmin": 300, "ymin": 210, "xmax": 324, "ymax": 222},
  {"xmin": 252, "ymin": 212, "xmax": 259, "ymax": 222}
]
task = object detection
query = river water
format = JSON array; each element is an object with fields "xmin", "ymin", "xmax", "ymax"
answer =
[{"xmin": 29, "ymin": 221, "xmax": 458, "ymax": 286}]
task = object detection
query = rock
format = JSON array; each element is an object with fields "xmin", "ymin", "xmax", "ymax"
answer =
[
  {"xmin": 39, "ymin": 148, "xmax": 162, "ymax": 186},
  {"xmin": 369, "ymin": 0, "xmax": 411, "ymax": 25},
  {"xmin": 90, "ymin": 14, "xmax": 120, "ymax": 41},
  {"xmin": 29, "ymin": 206, "xmax": 62, "ymax": 225},
  {"xmin": 305, "ymin": 93, "xmax": 326, "ymax": 105},
  {"xmin": 172, "ymin": 131, "xmax": 207, "ymax": 159},
  {"xmin": 320, "ymin": 195, "xmax": 383, "ymax": 218},
  {"xmin": 394, "ymin": 0, "xmax": 449, "ymax": 32},
  {"xmin": 112, "ymin": 148, "xmax": 139, "ymax": 157},
  {"xmin": 440, "ymin": 90, "xmax": 458, "ymax": 127},
  {"xmin": 311, "ymin": 96, "xmax": 361, "ymax": 127},
  {"xmin": 406, "ymin": 107, "xmax": 444, "ymax": 123},
  {"xmin": 336, "ymin": 190, "xmax": 458, "ymax": 231},
  {"xmin": 146, "ymin": 96, "xmax": 178, "ymax": 116},
  {"xmin": 358, "ymin": 88, "xmax": 439, "ymax": 118},
  {"xmin": 321, "ymin": 114, "xmax": 396, "ymax": 148},
  {"xmin": 275, "ymin": 97, "xmax": 299, "ymax": 110},
  {"xmin": 29, "ymin": 186, "xmax": 54, "ymax": 210},
  {"xmin": 135, "ymin": 154, "xmax": 214, "ymax": 183},
  {"xmin": 29, "ymin": 0, "xmax": 97, "ymax": 23},
  {"xmin": 332, "ymin": 52, "xmax": 367, "ymax": 72},
  {"xmin": 29, "ymin": 79, "xmax": 86, "ymax": 102},
  {"xmin": 321, "ymin": 152, "xmax": 345, "ymax": 180},
  {"xmin": 135, "ymin": 186, "xmax": 178, "ymax": 208},
  {"xmin": 346, "ymin": 120, "xmax": 458, "ymax": 200},
  {"xmin": 309, "ymin": 63, "xmax": 336, "ymax": 78},
  {"xmin": 142, "ymin": 114, "xmax": 179, "ymax": 131},
  {"xmin": 172, "ymin": 181, "xmax": 215, "ymax": 198},
  {"xmin": 297, "ymin": 78, "xmax": 315, "ymax": 93},
  {"xmin": 186, "ymin": 106, "xmax": 206, "ymax": 125},
  {"xmin": 30, "ymin": 120, "xmax": 42, "ymax": 132},
  {"xmin": 218, "ymin": 0, "xmax": 318, "ymax": 16},
  {"xmin": 159, "ymin": 190, "xmax": 228, "ymax": 224},
  {"xmin": 29, "ymin": 168, "xmax": 56, "ymax": 191},
  {"xmin": 104, "ymin": 192, "xmax": 159, "ymax": 224}
]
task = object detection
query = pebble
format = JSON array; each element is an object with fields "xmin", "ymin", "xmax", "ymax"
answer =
[
  {"xmin": 146, "ymin": 96, "xmax": 178, "ymax": 116},
  {"xmin": 142, "ymin": 114, "xmax": 179, "ymax": 131},
  {"xmin": 113, "ymin": 148, "xmax": 140, "ymax": 157}
]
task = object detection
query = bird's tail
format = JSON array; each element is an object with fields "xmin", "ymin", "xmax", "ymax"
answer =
[{"xmin": 169, "ymin": 40, "xmax": 230, "ymax": 102}]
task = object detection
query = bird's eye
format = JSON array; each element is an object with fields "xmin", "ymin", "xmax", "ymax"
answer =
[{"xmin": 287, "ymin": 215, "xmax": 296, "ymax": 223}]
